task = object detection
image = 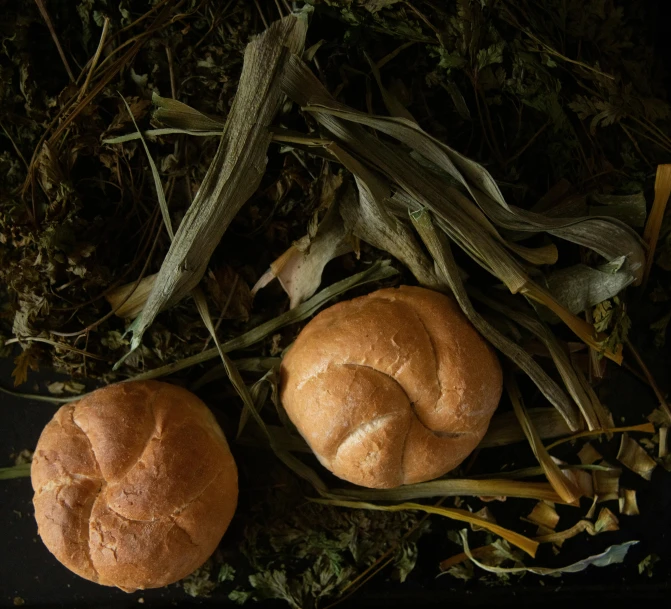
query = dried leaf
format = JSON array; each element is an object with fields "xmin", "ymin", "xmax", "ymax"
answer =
[
  {"xmin": 118, "ymin": 15, "xmax": 308, "ymax": 366},
  {"xmin": 617, "ymin": 433, "xmax": 657, "ymax": 480},
  {"xmin": 106, "ymin": 274, "xmax": 158, "ymax": 319},
  {"xmin": 152, "ymin": 92, "xmax": 225, "ymax": 131},
  {"xmin": 619, "ymin": 489, "xmax": 640, "ymax": 516},
  {"xmin": 593, "ymin": 465, "xmax": 621, "ymax": 502},
  {"xmin": 253, "ymin": 194, "xmax": 353, "ymax": 307},
  {"xmin": 410, "ymin": 208, "xmax": 581, "ymax": 431},
  {"xmin": 205, "ymin": 266, "xmax": 253, "ymax": 321},
  {"xmin": 130, "ymin": 260, "xmax": 398, "ymax": 381},
  {"xmin": 330, "ymin": 148, "xmax": 441, "ymax": 289},
  {"xmin": 589, "ymin": 193, "xmax": 647, "ymax": 228},
  {"xmin": 526, "ymin": 502, "xmax": 560, "ymax": 530},
  {"xmin": 480, "ymin": 409, "xmax": 571, "ymax": 448},
  {"xmin": 326, "ymin": 479, "xmax": 564, "ymax": 504},
  {"xmin": 546, "ymin": 263, "xmax": 634, "ymax": 315},
  {"xmin": 578, "ymin": 443, "xmax": 603, "ymax": 465},
  {"xmin": 12, "ymin": 348, "xmax": 40, "ymax": 387},
  {"xmin": 460, "ymin": 530, "xmax": 637, "ymax": 576},
  {"xmin": 506, "ymin": 374, "xmax": 582, "ymax": 504},
  {"xmin": 313, "ymin": 499, "xmax": 538, "ymax": 558}
]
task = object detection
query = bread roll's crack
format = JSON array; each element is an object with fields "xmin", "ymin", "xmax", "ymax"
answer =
[
  {"xmin": 170, "ymin": 467, "xmax": 224, "ymax": 518},
  {"xmin": 114, "ymin": 386, "xmax": 161, "ymax": 482},
  {"xmin": 85, "ymin": 480, "xmax": 104, "ymax": 582},
  {"xmin": 334, "ymin": 413, "xmax": 399, "ymax": 459},
  {"xmin": 168, "ymin": 518, "xmax": 198, "ymax": 547},
  {"xmin": 105, "ymin": 503, "xmax": 159, "ymax": 524},
  {"xmin": 70, "ymin": 409, "xmax": 103, "ymax": 478},
  {"xmin": 412, "ymin": 310, "xmax": 443, "ymax": 405}
]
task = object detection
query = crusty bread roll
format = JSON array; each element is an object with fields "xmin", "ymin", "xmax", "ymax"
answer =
[
  {"xmin": 31, "ymin": 380, "xmax": 238, "ymax": 592},
  {"xmin": 280, "ymin": 286, "xmax": 502, "ymax": 488}
]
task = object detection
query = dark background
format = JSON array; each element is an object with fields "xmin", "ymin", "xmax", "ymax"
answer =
[{"xmin": 3, "ymin": 0, "xmax": 671, "ymax": 607}]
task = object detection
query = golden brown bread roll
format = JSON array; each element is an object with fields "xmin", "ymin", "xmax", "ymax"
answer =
[
  {"xmin": 31, "ymin": 380, "xmax": 238, "ymax": 592},
  {"xmin": 280, "ymin": 286, "xmax": 502, "ymax": 488}
]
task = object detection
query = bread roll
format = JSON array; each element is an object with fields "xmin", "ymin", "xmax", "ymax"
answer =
[
  {"xmin": 280, "ymin": 286, "xmax": 502, "ymax": 488},
  {"xmin": 31, "ymin": 380, "xmax": 238, "ymax": 592}
]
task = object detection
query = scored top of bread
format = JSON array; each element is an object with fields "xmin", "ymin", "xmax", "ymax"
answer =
[
  {"xmin": 31, "ymin": 380, "xmax": 238, "ymax": 592},
  {"xmin": 280, "ymin": 286, "xmax": 503, "ymax": 488}
]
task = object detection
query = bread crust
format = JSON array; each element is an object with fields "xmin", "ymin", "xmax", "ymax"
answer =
[
  {"xmin": 280, "ymin": 286, "xmax": 502, "ymax": 488},
  {"xmin": 31, "ymin": 380, "xmax": 238, "ymax": 591}
]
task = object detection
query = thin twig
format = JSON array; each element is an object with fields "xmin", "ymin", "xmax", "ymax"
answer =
[
  {"xmin": 77, "ymin": 16, "xmax": 111, "ymax": 102},
  {"xmin": 273, "ymin": 0, "xmax": 285, "ymax": 18},
  {"xmin": 5, "ymin": 336, "xmax": 110, "ymax": 362},
  {"xmin": 625, "ymin": 339, "xmax": 671, "ymax": 420},
  {"xmin": 253, "ymin": 0, "xmax": 269, "ymax": 29},
  {"xmin": 166, "ymin": 44, "xmax": 177, "ymax": 99},
  {"xmin": 0, "ymin": 122, "xmax": 29, "ymax": 169},
  {"xmin": 201, "ymin": 274, "xmax": 239, "ymax": 352},
  {"xmin": 34, "ymin": 0, "xmax": 75, "ymax": 82}
]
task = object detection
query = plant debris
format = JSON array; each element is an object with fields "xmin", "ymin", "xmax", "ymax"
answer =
[{"xmin": 1, "ymin": 0, "xmax": 670, "ymax": 603}]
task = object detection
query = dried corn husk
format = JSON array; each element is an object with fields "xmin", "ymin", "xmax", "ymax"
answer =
[
  {"xmin": 526, "ymin": 502, "xmax": 560, "ymax": 530},
  {"xmin": 313, "ymin": 499, "xmax": 538, "ymax": 557},
  {"xmin": 617, "ymin": 433, "xmax": 657, "ymax": 480},
  {"xmin": 619, "ymin": 489, "xmax": 640, "ymax": 516},
  {"xmin": 117, "ymin": 15, "xmax": 308, "ymax": 365}
]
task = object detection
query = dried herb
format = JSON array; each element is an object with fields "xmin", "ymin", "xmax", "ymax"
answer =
[{"xmin": 1, "ymin": 0, "xmax": 670, "ymax": 602}]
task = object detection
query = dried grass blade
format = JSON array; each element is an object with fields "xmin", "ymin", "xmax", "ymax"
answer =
[
  {"xmin": 104, "ymin": 128, "xmax": 223, "ymax": 144},
  {"xmin": 283, "ymin": 56, "xmax": 643, "ymax": 285},
  {"xmin": 0, "ymin": 464, "xmax": 31, "ymax": 480},
  {"xmin": 520, "ymin": 282, "xmax": 619, "ymax": 363},
  {"xmin": 129, "ymin": 260, "xmax": 398, "ymax": 381},
  {"xmin": 194, "ymin": 287, "xmax": 331, "ymax": 493},
  {"xmin": 481, "ymin": 409, "xmax": 571, "ymax": 448},
  {"xmin": 365, "ymin": 52, "xmax": 416, "ymax": 122},
  {"xmin": 506, "ymin": 374, "xmax": 582, "ymax": 504},
  {"xmin": 327, "ymin": 479, "xmax": 564, "ymax": 503},
  {"xmin": 328, "ymin": 147, "xmax": 441, "ymax": 288},
  {"xmin": 152, "ymin": 92, "xmax": 225, "ymax": 130},
  {"xmin": 639, "ymin": 164, "xmax": 671, "ymax": 287},
  {"xmin": 616, "ymin": 433, "xmax": 657, "ymax": 480},
  {"xmin": 460, "ymin": 531, "xmax": 637, "ymax": 576},
  {"xmin": 410, "ymin": 208, "xmax": 581, "ymax": 431},
  {"xmin": 474, "ymin": 291, "xmax": 610, "ymax": 430},
  {"xmin": 119, "ymin": 15, "xmax": 308, "ymax": 365},
  {"xmin": 545, "ymin": 423, "xmax": 655, "ymax": 450},
  {"xmin": 534, "ymin": 508, "xmax": 618, "ymax": 545},
  {"xmin": 313, "ymin": 499, "xmax": 538, "ymax": 557},
  {"xmin": 120, "ymin": 96, "xmax": 174, "ymax": 240},
  {"xmin": 236, "ymin": 371, "xmax": 272, "ymax": 439}
]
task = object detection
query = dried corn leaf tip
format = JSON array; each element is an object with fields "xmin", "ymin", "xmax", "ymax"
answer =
[
  {"xmin": 280, "ymin": 285, "xmax": 503, "ymax": 489},
  {"xmin": 31, "ymin": 381, "xmax": 238, "ymax": 592}
]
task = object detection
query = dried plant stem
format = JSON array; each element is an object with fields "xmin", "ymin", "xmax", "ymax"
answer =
[
  {"xmin": 34, "ymin": 0, "xmax": 75, "ymax": 82},
  {"xmin": 77, "ymin": 16, "xmax": 111, "ymax": 102},
  {"xmin": 625, "ymin": 339, "xmax": 671, "ymax": 421},
  {"xmin": 545, "ymin": 422, "xmax": 655, "ymax": 450},
  {"xmin": 640, "ymin": 164, "xmax": 671, "ymax": 287}
]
